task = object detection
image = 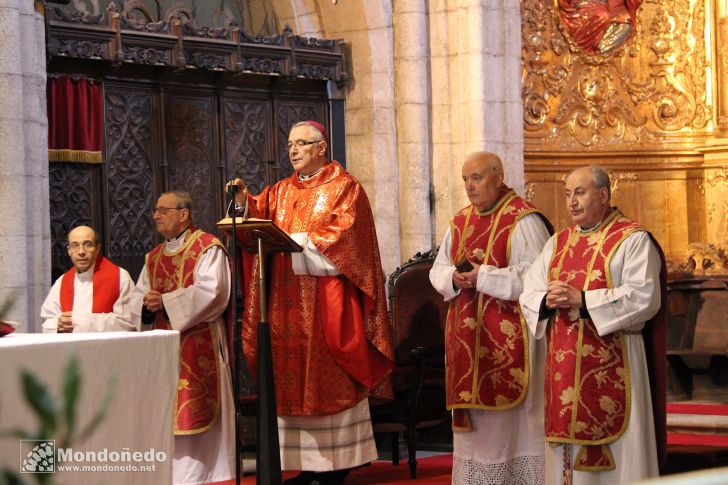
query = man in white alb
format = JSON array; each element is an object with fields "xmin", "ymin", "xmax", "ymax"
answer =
[
  {"xmin": 520, "ymin": 165, "xmax": 665, "ymax": 485},
  {"xmin": 41, "ymin": 225, "xmax": 134, "ymax": 333},
  {"xmin": 130, "ymin": 191, "xmax": 235, "ymax": 485},
  {"xmin": 430, "ymin": 151, "xmax": 551, "ymax": 484}
]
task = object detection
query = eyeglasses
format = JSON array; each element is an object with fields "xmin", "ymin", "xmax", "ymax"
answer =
[
  {"xmin": 68, "ymin": 241, "xmax": 96, "ymax": 252},
  {"xmin": 152, "ymin": 207, "xmax": 182, "ymax": 216},
  {"xmin": 286, "ymin": 139, "xmax": 322, "ymax": 150}
]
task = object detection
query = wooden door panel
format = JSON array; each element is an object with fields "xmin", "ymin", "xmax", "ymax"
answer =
[
  {"xmin": 104, "ymin": 84, "xmax": 160, "ymax": 280},
  {"xmin": 164, "ymin": 91, "xmax": 220, "ymax": 237},
  {"xmin": 49, "ymin": 162, "xmax": 103, "ymax": 280},
  {"xmin": 222, "ymin": 95, "xmax": 273, "ymax": 195}
]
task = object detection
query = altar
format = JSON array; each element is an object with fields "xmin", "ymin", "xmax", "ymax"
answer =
[{"xmin": 0, "ymin": 330, "xmax": 179, "ymax": 484}]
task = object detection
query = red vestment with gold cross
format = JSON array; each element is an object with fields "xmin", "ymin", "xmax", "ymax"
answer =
[
  {"xmin": 546, "ymin": 210, "xmax": 646, "ymax": 471},
  {"xmin": 241, "ymin": 161, "xmax": 394, "ymax": 416},
  {"xmin": 446, "ymin": 188, "xmax": 549, "ymax": 430},
  {"xmin": 146, "ymin": 228, "xmax": 224, "ymax": 435}
]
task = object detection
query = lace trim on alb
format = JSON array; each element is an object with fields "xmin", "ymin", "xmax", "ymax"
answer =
[{"xmin": 451, "ymin": 454, "xmax": 545, "ymax": 485}]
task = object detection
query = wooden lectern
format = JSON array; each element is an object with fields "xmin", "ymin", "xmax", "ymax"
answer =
[{"xmin": 217, "ymin": 217, "xmax": 302, "ymax": 485}]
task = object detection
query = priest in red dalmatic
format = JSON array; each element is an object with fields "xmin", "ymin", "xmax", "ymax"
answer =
[
  {"xmin": 41, "ymin": 225, "xmax": 135, "ymax": 333},
  {"xmin": 131, "ymin": 191, "xmax": 235, "ymax": 485},
  {"xmin": 230, "ymin": 120, "xmax": 393, "ymax": 485},
  {"xmin": 520, "ymin": 166, "xmax": 666, "ymax": 485},
  {"xmin": 430, "ymin": 152, "xmax": 552, "ymax": 484}
]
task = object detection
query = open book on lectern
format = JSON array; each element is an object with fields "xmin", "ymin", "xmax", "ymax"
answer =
[{"xmin": 216, "ymin": 217, "xmax": 302, "ymax": 253}]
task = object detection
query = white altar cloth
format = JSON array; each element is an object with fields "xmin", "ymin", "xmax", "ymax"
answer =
[{"xmin": 0, "ymin": 330, "xmax": 179, "ymax": 485}]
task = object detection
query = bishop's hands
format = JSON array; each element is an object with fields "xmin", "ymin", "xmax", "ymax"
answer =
[
  {"xmin": 546, "ymin": 280, "xmax": 581, "ymax": 309},
  {"xmin": 226, "ymin": 178, "xmax": 249, "ymax": 207},
  {"xmin": 452, "ymin": 262, "xmax": 481, "ymax": 290}
]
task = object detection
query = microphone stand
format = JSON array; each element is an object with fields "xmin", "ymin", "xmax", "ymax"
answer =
[{"xmin": 226, "ymin": 183, "xmax": 242, "ymax": 485}]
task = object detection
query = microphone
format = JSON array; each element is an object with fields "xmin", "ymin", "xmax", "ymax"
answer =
[{"xmin": 227, "ymin": 179, "xmax": 240, "ymax": 196}]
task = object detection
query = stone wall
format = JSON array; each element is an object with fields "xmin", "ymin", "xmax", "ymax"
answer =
[{"xmin": 0, "ymin": 0, "xmax": 50, "ymax": 332}]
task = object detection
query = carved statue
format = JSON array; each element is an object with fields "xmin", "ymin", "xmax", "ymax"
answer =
[{"xmin": 557, "ymin": 0, "xmax": 643, "ymax": 55}]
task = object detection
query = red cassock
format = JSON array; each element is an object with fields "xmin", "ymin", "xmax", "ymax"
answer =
[{"xmin": 241, "ymin": 161, "xmax": 394, "ymax": 416}]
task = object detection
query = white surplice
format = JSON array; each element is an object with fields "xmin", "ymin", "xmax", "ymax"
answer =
[
  {"xmin": 430, "ymin": 213, "xmax": 551, "ymax": 485},
  {"xmin": 41, "ymin": 264, "xmax": 135, "ymax": 333},
  {"xmin": 130, "ymin": 231, "xmax": 235, "ymax": 485},
  {"xmin": 519, "ymin": 229, "xmax": 662, "ymax": 485}
]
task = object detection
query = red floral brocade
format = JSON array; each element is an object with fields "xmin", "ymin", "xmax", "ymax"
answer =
[
  {"xmin": 147, "ymin": 228, "xmax": 224, "ymax": 434},
  {"xmin": 446, "ymin": 189, "xmax": 547, "ymax": 429},
  {"xmin": 546, "ymin": 211, "xmax": 643, "ymax": 470},
  {"xmin": 241, "ymin": 161, "xmax": 394, "ymax": 416}
]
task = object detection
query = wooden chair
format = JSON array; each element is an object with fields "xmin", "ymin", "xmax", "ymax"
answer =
[{"xmin": 370, "ymin": 249, "xmax": 451, "ymax": 479}]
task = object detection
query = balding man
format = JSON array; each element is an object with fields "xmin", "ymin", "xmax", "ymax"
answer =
[
  {"xmin": 41, "ymin": 225, "xmax": 134, "ymax": 333},
  {"xmin": 429, "ymin": 152, "xmax": 552, "ymax": 484},
  {"xmin": 520, "ymin": 166, "xmax": 665, "ymax": 484}
]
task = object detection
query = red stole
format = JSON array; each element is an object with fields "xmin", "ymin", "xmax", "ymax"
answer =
[
  {"xmin": 60, "ymin": 256, "xmax": 120, "ymax": 313},
  {"xmin": 446, "ymin": 189, "xmax": 547, "ymax": 430},
  {"xmin": 546, "ymin": 210, "xmax": 643, "ymax": 470},
  {"xmin": 146, "ymin": 228, "xmax": 224, "ymax": 434}
]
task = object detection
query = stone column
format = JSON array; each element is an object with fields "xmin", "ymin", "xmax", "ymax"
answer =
[
  {"xmin": 393, "ymin": 0, "xmax": 432, "ymax": 260},
  {"xmin": 430, "ymin": 0, "xmax": 524, "ymax": 241},
  {"xmin": 0, "ymin": 0, "xmax": 50, "ymax": 332}
]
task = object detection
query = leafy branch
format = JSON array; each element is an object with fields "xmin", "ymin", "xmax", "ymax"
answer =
[{"xmin": 1, "ymin": 355, "xmax": 117, "ymax": 485}]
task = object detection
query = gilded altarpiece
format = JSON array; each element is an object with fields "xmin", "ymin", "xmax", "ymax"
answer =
[{"xmin": 521, "ymin": 0, "xmax": 728, "ymax": 266}]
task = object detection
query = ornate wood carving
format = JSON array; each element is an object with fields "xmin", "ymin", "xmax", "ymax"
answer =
[
  {"xmin": 49, "ymin": 163, "xmax": 98, "ymax": 279},
  {"xmin": 46, "ymin": 7, "xmax": 348, "ymax": 85},
  {"xmin": 296, "ymin": 63, "xmax": 336, "ymax": 81},
  {"xmin": 104, "ymin": 86, "xmax": 158, "ymax": 279},
  {"xmin": 185, "ymin": 51, "xmax": 229, "ymax": 70},
  {"xmin": 241, "ymin": 58, "xmax": 283, "ymax": 75},
  {"xmin": 223, "ymin": 98, "xmax": 271, "ymax": 195},
  {"xmin": 165, "ymin": 94, "xmax": 219, "ymax": 236},
  {"xmin": 55, "ymin": 39, "xmax": 108, "ymax": 59},
  {"xmin": 521, "ymin": 0, "xmax": 710, "ymax": 149},
  {"xmin": 122, "ymin": 45, "xmax": 172, "ymax": 65}
]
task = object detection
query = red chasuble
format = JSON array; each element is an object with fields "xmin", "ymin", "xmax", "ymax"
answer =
[
  {"xmin": 446, "ymin": 189, "xmax": 549, "ymax": 430},
  {"xmin": 146, "ymin": 228, "xmax": 224, "ymax": 435},
  {"xmin": 241, "ymin": 161, "xmax": 394, "ymax": 416},
  {"xmin": 60, "ymin": 256, "xmax": 121, "ymax": 313},
  {"xmin": 546, "ymin": 210, "xmax": 646, "ymax": 471}
]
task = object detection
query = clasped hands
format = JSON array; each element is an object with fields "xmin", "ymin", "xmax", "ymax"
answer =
[
  {"xmin": 545, "ymin": 280, "xmax": 581, "ymax": 310},
  {"xmin": 57, "ymin": 311, "xmax": 74, "ymax": 333},
  {"xmin": 143, "ymin": 290, "xmax": 164, "ymax": 312},
  {"xmin": 452, "ymin": 263, "xmax": 480, "ymax": 290}
]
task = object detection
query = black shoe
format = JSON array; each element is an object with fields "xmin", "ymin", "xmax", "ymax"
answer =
[
  {"xmin": 283, "ymin": 471, "xmax": 317, "ymax": 485},
  {"xmin": 309, "ymin": 468, "xmax": 351, "ymax": 485}
]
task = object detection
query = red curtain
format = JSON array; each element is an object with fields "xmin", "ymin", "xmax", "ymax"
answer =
[{"xmin": 47, "ymin": 76, "xmax": 103, "ymax": 163}]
